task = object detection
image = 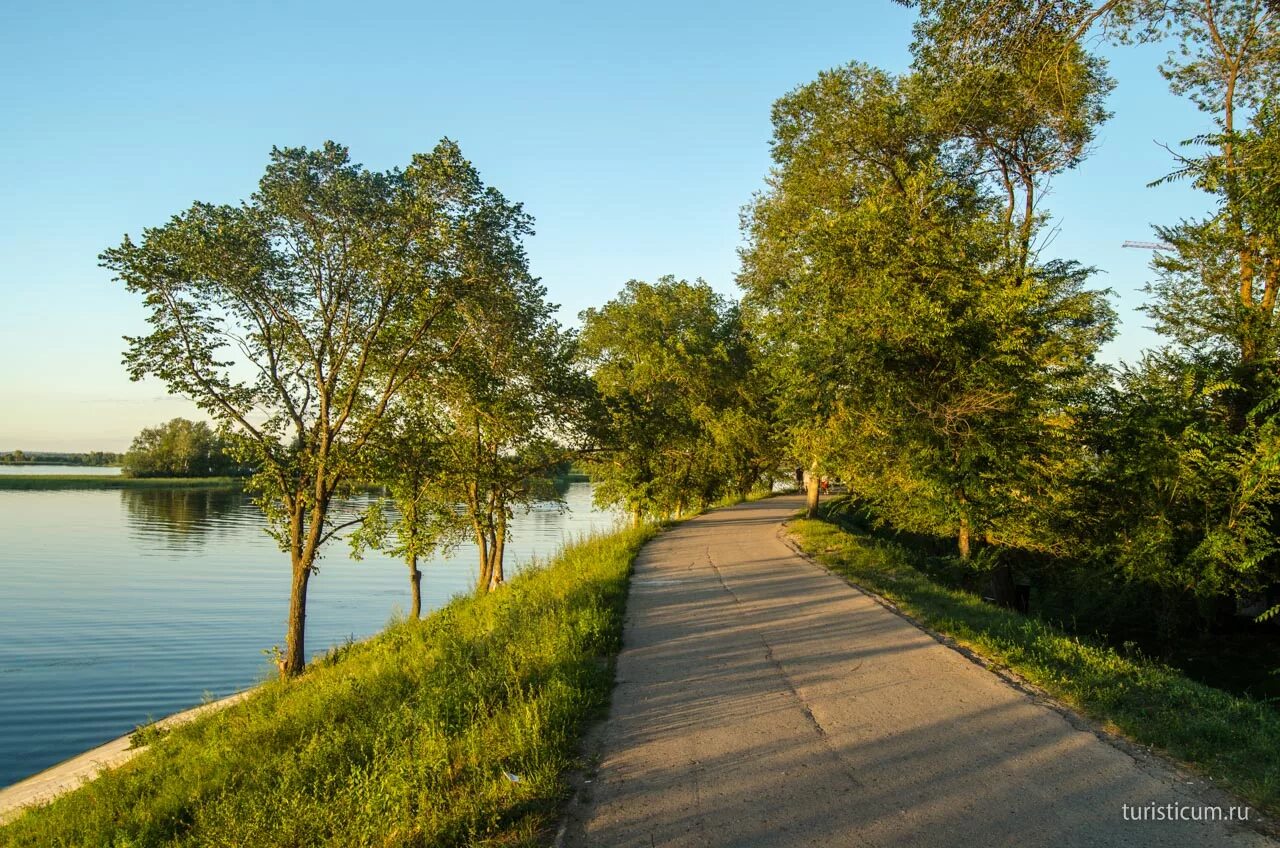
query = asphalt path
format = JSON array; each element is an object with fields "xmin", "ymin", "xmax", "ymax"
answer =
[{"xmin": 559, "ymin": 495, "xmax": 1273, "ymax": 848}]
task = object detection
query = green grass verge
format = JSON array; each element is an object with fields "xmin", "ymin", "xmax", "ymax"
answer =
[
  {"xmin": 0, "ymin": 476, "xmax": 242, "ymax": 490},
  {"xmin": 789, "ymin": 515, "xmax": 1280, "ymax": 816},
  {"xmin": 0, "ymin": 525, "xmax": 655, "ymax": 847}
]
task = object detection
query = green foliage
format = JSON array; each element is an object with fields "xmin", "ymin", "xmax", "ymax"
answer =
[
  {"xmin": 909, "ymin": 0, "xmax": 1115, "ymax": 263},
  {"xmin": 578, "ymin": 277, "xmax": 778, "ymax": 522},
  {"xmin": 122, "ymin": 418, "xmax": 249, "ymax": 478},
  {"xmin": 102, "ymin": 139, "xmax": 541, "ymax": 675},
  {"xmin": 1089, "ymin": 0, "xmax": 1280, "ymax": 621},
  {"xmin": 356, "ymin": 269, "xmax": 588, "ymax": 599},
  {"xmin": 1081, "ymin": 353, "xmax": 1280, "ymax": 603},
  {"xmin": 790, "ymin": 515, "xmax": 1280, "ymax": 815},
  {"xmin": 0, "ymin": 526, "xmax": 655, "ymax": 847},
  {"xmin": 739, "ymin": 61, "xmax": 1115, "ymax": 557}
]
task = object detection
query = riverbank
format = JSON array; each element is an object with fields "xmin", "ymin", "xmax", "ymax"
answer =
[
  {"xmin": 0, "ymin": 691, "xmax": 251, "ymax": 825},
  {"xmin": 0, "ymin": 525, "xmax": 653, "ymax": 846},
  {"xmin": 787, "ymin": 508, "xmax": 1280, "ymax": 820},
  {"xmin": 0, "ymin": 475, "xmax": 242, "ymax": 490}
]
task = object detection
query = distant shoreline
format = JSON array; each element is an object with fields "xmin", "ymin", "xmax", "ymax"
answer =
[{"xmin": 0, "ymin": 475, "xmax": 243, "ymax": 490}]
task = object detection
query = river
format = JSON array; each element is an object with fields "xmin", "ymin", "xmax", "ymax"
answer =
[{"xmin": 0, "ymin": 476, "xmax": 615, "ymax": 787}]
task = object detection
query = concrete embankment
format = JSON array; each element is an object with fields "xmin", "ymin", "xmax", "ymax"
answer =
[{"xmin": 0, "ymin": 690, "xmax": 250, "ymax": 824}]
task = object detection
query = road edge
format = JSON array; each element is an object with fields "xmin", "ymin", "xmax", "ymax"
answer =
[{"xmin": 777, "ymin": 519, "xmax": 1280, "ymax": 843}]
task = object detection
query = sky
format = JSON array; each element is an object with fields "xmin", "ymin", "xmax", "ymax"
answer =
[{"xmin": 0, "ymin": 1, "xmax": 1213, "ymax": 451}]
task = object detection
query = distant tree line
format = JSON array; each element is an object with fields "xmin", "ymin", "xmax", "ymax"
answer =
[{"xmin": 0, "ymin": 450, "xmax": 121, "ymax": 465}]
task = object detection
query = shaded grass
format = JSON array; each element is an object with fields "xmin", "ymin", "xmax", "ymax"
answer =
[
  {"xmin": 0, "ymin": 476, "xmax": 242, "ymax": 490},
  {"xmin": 789, "ymin": 515, "xmax": 1280, "ymax": 817},
  {"xmin": 0, "ymin": 525, "xmax": 655, "ymax": 847}
]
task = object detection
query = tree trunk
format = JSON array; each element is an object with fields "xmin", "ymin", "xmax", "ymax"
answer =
[
  {"xmin": 631, "ymin": 506, "xmax": 642, "ymax": 528},
  {"xmin": 409, "ymin": 554, "xmax": 422, "ymax": 619},
  {"xmin": 1260, "ymin": 255, "xmax": 1278, "ymax": 317},
  {"xmin": 488, "ymin": 516, "xmax": 506, "ymax": 591},
  {"xmin": 805, "ymin": 464, "xmax": 820, "ymax": 519},
  {"xmin": 958, "ymin": 514, "xmax": 971, "ymax": 560},
  {"xmin": 281, "ymin": 557, "xmax": 312, "ymax": 678},
  {"xmin": 989, "ymin": 561, "xmax": 1018, "ymax": 609},
  {"xmin": 1241, "ymin": 237, "xmax": 1257, "ymax": 362},
  {"xmin": 474, "ymin": 521, "xmax": 491, "ymax": 594},
  {"xmin": 478, "ymin": 550, "xmax": 493, "ymax": 595}
]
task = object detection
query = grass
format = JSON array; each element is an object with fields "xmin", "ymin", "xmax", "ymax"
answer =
[
  {"xmin": 788, "ymin": 510, "xmax": 1280, "ymax": 817},
  {"xmin": 0, "ymin": 476, "xmax": 242, "ymax": 490},
  {"xmin": 0, "ymin": 525, "xmax": 655, "ymax": 847}
]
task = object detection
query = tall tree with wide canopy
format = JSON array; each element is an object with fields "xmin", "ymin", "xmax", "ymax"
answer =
[
  {"xmin": 103, "ymin": 140, "xmax": 534, "ymax": 677},
  {"xmin": 740, "ymin": 64, "xmax": 1114, "ymax": 572}
]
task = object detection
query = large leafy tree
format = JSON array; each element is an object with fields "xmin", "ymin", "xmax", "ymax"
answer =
[
  {"xmin": 890, "ymin": 0, "xmax": 1280, "ymax": 616},
  {"xmin": 103, "ymin": 140, "xmax": 534, "ymax": 677},
  {"xmin": 740, "ymin": 63, "xmax": 1114, "ymax": 576},
  {"xmin": 579, "ymin": 277, "xmax": 770, "ymax": 523}
]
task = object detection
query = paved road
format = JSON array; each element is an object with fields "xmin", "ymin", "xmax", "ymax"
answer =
[{"xmin": 560, "ymin": 496, "xmax": 1273, "ymax": 847}]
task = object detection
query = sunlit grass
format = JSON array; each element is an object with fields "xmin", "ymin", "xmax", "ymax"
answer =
[
  {"xmin": 0, "ymin": 525, "xmax": 654, "ymax": 847},
  {"xmin": 789, "ymin": 516, "xmax": 1280, "ymax": 816}
]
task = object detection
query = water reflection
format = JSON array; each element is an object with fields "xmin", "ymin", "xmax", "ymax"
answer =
[
  {"xmin": 0, "ymin": 482, "xmax": 616, "ymax": 788},
  {"xmin": 122, "ymin": 486, "xmax": 246, "ymax": 548}
]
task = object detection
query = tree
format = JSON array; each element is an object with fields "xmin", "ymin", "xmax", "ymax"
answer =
[
  {"xmin": 356, "ymin": 267, "xmax": 582, "ymax": 602},
  {"xmin": 1145, "ymin": 0, "xmax": 1279, "ymax": 395},
  {"xmin": 908, "ymin": 0, "xmax": 1115, "ymax": 270},
  {"xmin": 1093, "ymin": 0, "xmax": 1280, "ymax": 620},
  {"xmin": 430, "ymin": 316, "xmax": 583, "ymax": 593},
  {"xmin": 351, "ymin": 396, "xmax": 455, "ymax": 619},
  {"xmin": 579, "ymin": 277, "xmax": 768, "ymax": 523},
  {"xmin": 121, "ymin": 418, "xmax": 246, "ymax": 477},
  {"xmin": 739, "ymin": 62, "xmax": 1114, "ymax": 577},
  {"xmin": 103, "ymin": 140, "xmax": 534, "ymax": 677}
]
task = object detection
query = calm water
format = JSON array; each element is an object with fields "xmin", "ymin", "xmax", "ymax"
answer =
[
  {"xmin": 0, "ymin": 478, "xmax": 616, "ymax": 787},
  {"xmin": 0, "ymin": 464, "xmax": 121, "ymax": 475}
]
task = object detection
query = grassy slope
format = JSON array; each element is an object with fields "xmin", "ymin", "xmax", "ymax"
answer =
[
  {"xmin": 0, "ymin": 476, "xmax": 241, "ymax": 490},
  {"xmin": 789, "ymin": 515, "xmax": 1280, "ymax": 816},
  {"xmin": 0, "ymin": 526, "xmax": 654, "ymax": 847}
]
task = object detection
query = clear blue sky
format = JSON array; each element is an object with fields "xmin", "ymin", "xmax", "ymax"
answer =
[{"xmin": 0, "ymin": 0, "xmax": 1211, "ymax": 451}]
